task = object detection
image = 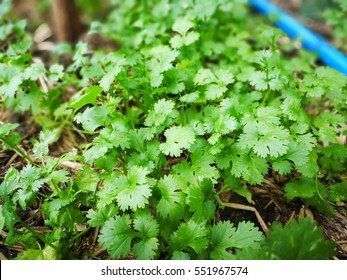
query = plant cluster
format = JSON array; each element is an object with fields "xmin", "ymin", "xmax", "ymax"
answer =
[{"xmin": 0, "ymin": 0, "xmax": 346, "ymax": 259}]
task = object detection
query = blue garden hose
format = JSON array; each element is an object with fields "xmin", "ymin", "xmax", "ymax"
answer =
[{"xmin": 248, "ymin": 0, "xmax": 347, "ymax": 76}]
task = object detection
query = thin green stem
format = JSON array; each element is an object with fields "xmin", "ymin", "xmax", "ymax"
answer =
[
  {"xmin": 1, "ymin": 137, "xmax": 34, "ymax": 164},
  {"xmin": 18, "ymin": 220, "xmax": 59, "ymax": 251},
  {"xmin": 69, "ymin": 227, "xmax": 90, "ymax": 244}
]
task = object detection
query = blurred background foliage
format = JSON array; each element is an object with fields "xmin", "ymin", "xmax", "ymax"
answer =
[{"xmin": 10, "ymin": 0, "xmax": 346, "ymax": 51}]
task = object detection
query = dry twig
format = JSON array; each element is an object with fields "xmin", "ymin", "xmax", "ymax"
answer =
[{"xmin": 223, "ymin": 202, "xmax": 269, "ymax": 236}]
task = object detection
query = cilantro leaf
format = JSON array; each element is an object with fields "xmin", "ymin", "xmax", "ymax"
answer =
[
  {"xmin": 285, "ymin": 177, "xmax": 316, "ymax": 200},
  {"xmin": 170, "ymin": 18, "xmax": 199, "ymax": 48},
  {"xmin": 145, "ymin": 99, "xmax": 176, "ymax": 127},
  {"xmin": 173, "ymin": 151, "xmax": 219, "ymax": 184},
  {"xmin": 159, "ymin": 126, "xmax": 196, "ymax": 157},
  {"xmin": 230, "ymin": 146, "xmax": 269, "ymax": 185},
  {"xmin": 23, "ymin": 62, "xmax": 46, "ymax": 80},
  {"xmin": 0, "ymin": 205, "xmax": 5, "ymax": 232},
  {"xmin": 171, "ymin": 251, "xmax": 191, "ymax": 260},
  {"xmin": 116, "ymin": 166, "xmax": 152, "ymax": 211},
  {"xmin": 99, "ymin": 127, "xmax": 130, "ymax": 150},
  {"xmin": 156, "ymin": 175, "xmax": 186, "ymax": 220},
  {"xmin": 133, "ymin": 213, "xmax": 159, "ymax": 259},
  {"xmin": 33, "ymin": 128, "xmax": 61, "ymax": 160},
  {"xmin": 239, "ymin": 123, "xmax": 290, "ymax": 158},
  {"xmin": 235, "ymin": 218, "xmax": 335, "ymax": 260},
  {"xmin": 209, "ymin": 221, "xmax": 236, "ymax": 259},
  {"xmin": 70, "ymin": 85, "xmax": 103, "ymax": 110},
  {"xmin": 75, "ymin": 166, "xmax": 100, "ymax": 193},
  {"xmin": 48, "ymin": 64, "xmax": 64, "ymax": 82},
  {"xmin": 264, "ymin": 218, "xmax": 335, "ymax": 260},
  {"xmin": 249, "ymin": 69, "xmax": 283, "ymax": 91},
  {"xmin": 285, "ymin": 177, "xmax": 334, "ymax": 216},
  {"xmin": 169, "ymin": 221, "xmax": 208, "ymax": 254},
  {"xmin": 230, "ymin": 221, "xmax": 264, "ymax": 249},
  {"xmin": 99, "ymin": 215, "xmax": 135, "ymax": 258},
  {"xmin": 172, "ymin": 17, "xmax": 194, "ymax": 35},
  {"xmin": 74, "ymin": 106, "xmax": 109, "ymax": 133},
  {"xmin": 187, "ymin": 179, "xmax": 216, "ymax": 221},
  {"xmin": 87, "ymin": 204, "xmax": 118, "ymax": 227},
  {"xmin": 99, "ymin": 65, "xmax": 122, "ymax": 92},
  {"xmin": 147, "ymin": 45, "xmax": 179, "ymax": 87},
  {"xmin": 0, "ymin": 123, "xmax": 18, "ymax": 138},
  {"xmin": 13, "ymin": 165, "xmax": 46, "ymax": 209},
  {"xmin": 83, "ymin": 144, "xmax": 109, "ymax": 165},
  {"xmin": 328, "ymin": 183, "xmax": 347, "ymax": 202},
  {"xmin": 194, "ymin": 68, "xmax": 216, "ymax": 85},
  {"xmin": 272, "ymin": 159, "xmax": 292, "ymax": 175}
]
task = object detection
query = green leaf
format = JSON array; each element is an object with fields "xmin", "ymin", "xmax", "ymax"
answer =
[
  {"xmin": 0, "ymin": 75, "xmax": 22, "ymax": 98},
  {"xmin": 319, "ymin": 144, "xmax": 347, "ymax": 173},
  {"xmin": 187, "ymin": 179, "xmax": 216, "ymax": 221},
  {"xmin": 72, "ymin": 41, "xmax": 88, "ymax": 68},
  {"xmin": 75, "ymin": 166, "xmax": 100, "ymax": 193},
  {"xmin": 74, "ymin": 106, "xmax": 109, "ymax": 133},
  {"xmin": 272, "ymin": 159, "xmax": 292, "ymax": 175},
  {"xmin": 1, "ymin": 201, "xmax": 18, "ymax": 230},
  {"xmin": 116, "ymin": 166, "xmax": 152, "ymax": 211},
  {"xmin": 239, "ymin": 124, "xmax": 290, "ymax": 158},
  {"xmin": 286, "ymin": 134, "xmax": 316, "ymax": 166},
  {"xmin": 264, "ymin": 218, "xmax": 335, "ymax": 260},
  {"xmin": 0, "ymin": 168, "xmax": 20, "ymax": 197},
  {"xmin": 99, "ymin": 127, "xmax": 131, "ymax": 150},
  {"xmin": 328, "ymin": 183, "xmax": 347, "ymax": 202},
  {"xmin": 171, "ymin": 18, "xmax": 199, "ymax": 48},
  {"xmin": 171, "ymin": 251, "xmax": 191, "ymax": 260},
  {"xmin": 230, "ymin": 221, "xmax": 263, "ymax": 249},
  {"xmin": 13, "ymin": 165, "xmax": 46, "ymax": 209},
  {"xmin": 133, "ymin": 213, "xmax": 159, "ymax": 259},
  {"xmin": 83, "ymin": 144, "xmax": 109, "ymax": 165},
  {"xmin": 249, "ymin": 70, "xmax": 283, "ymax": 91},
  {"xmin": 160, "ymin": 126, "xmax": 196, "ymax": 157},
  {"xmin": 23, "ymin": 62, "xmax": 46, "ymax": 80},
  {"xmin": 87, "ymin": 204, "xmax": 118, "ymax": 227},
  {"xmin": 194, "ymin": 68, "xmax": 215, "ymax": 85},
  {"xmin": 0, "ymin": 205, "xmax": 5, "ymax": 232},
  {"xmin": 17, "ymin": 246, "xmax": 59, "ymax": 260},
  {"xmin": 0, "ymin": 123, "xmax": 18, "ymax": 138},
  {"xmin": 173, "ymin": 151, "xmax": 219, "ymax": 184},
  {"xmin": 230, "ymin": 147, "xmax": 269, "ymax": 185},
  {"xmin": 147, "ymin": 45, "xmax": 179, "ymax": 87},
  {"xmin": 42, "ymin": 196, "xmax": 71, "ymax": 225},
  {"xmin": 285, "ymin": 177, "xmax": 317, "ymax": 200},
  {"xmin": 172, "ymin": 17, "xmax": 194, "ymax": 35},
  {"xmin": 133, "ymin": 238, "xmax": 159, "ymax": 260},
  {"xmin": 156, "ymin": 175, "xmax": 186, "ymax": 220},
  {"xmin": 70, "ymin": 85, "xmax": 103, "ymax": 110},
  {"xmin": 191, "ymin": 0, "xmax": 218, "ymax": 20},
  {"xmin": 205, "ymin": 83, "xmax": 227, "ymax": 100},
  {"xmin": 209, "ymin": 221, "xmax": 236, "ymax": 259},
  {"xmin": 171, "ymin": 31, "xmax": 199, "ymax": 48},
  {"xmin": 99, "ymin": 215, "xmax": 135, "ymax": 258},
  {"xmin": 145, "ymin": 99, "xmax": 176, "ymax": 127},
  {"xmin": 96, "ymin": 172, "xmax": 122, "ymax": 208},
  {"xmin": 48, "ymin": 64, "xmax": 64, "ymax": 82},
  {"xmin": 169, "ymin": 220, "xmax": 208, "ymax": 254},
  {"xmin": 223, "ymin": 176, "xmax": 252, "ymax": 203},
  {"xmin": 99, "ymin": 65, "xmax": 122, "ymax": 91},
  {"xmin": 235, "ymin": 218, "xmax": 335, "ymax": 260},
  {"xmin": 33, "ymin": 128, "xmax": 61, "ymax": 160},
  {"xmin": 285, "ymin": 177, "xmax": 334, "ymax": 216}
]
